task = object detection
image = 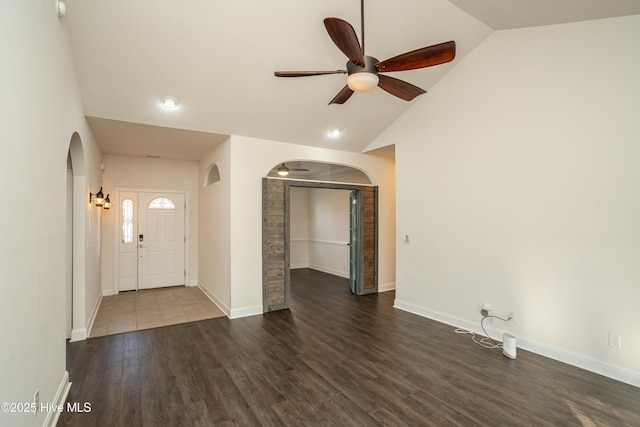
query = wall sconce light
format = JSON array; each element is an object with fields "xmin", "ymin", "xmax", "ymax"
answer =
[
  {"xmin": 89, "ymin": 187, "xmax": 105, "ymax": 207},
  {"xmin": 103, "ymin": 194, "xmax": 112, "ymax": 210}
]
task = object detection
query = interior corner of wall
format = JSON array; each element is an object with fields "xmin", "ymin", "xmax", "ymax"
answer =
[
  {"xmin": 378, "ymin": 282, "xmax": 396, "ymax": 292},
  {"xmin": 198, "ymin": 282, "xmax": 231, "ymax": 316},
  {"xmin": 362, "ymin": 138, "xmax": 392, "ymax": 154}
]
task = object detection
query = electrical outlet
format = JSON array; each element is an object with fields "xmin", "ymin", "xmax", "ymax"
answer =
[
  {"xmin": 608, "ymin": 333, "xmax": 622, "ymax": 349},
  {"xmin": 480, "ymin": 304, "xmax": 493, "ymax": 316},
  {"xmin": 508, "ymin": 311, "xmax": 515, "ymax": 321}
]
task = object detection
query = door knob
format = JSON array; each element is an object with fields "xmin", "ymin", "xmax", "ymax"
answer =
[{"xmin": 139, "ymin": 244, "xmax": 146, "ymax": 248}]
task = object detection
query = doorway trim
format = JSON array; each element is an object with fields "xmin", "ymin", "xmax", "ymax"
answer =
[
  {"xmin": 67, "ymin": 132, "xmax": 88, "ymax": 342},
  {"xmin": 262, "ymin": 178, "xmax": 378, "ymax": 312}
]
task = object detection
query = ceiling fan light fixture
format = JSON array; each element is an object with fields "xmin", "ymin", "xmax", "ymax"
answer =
[
  {"xmin": 277, "ymin": 163, "xmax": 290, "ymax": 176},
  {"xmin": 347, "ymin": 72, "xmax": 379, "ymax": 92}
]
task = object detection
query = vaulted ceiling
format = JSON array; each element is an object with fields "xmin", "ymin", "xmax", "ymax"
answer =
[{"xmin": 65, "ymin": 0, "xmax": 640, "ymax": 160}]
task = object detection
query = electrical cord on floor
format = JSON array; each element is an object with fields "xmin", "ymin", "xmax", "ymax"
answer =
[{"xmin": 455, "ymin": 314, "xmax": 513, "ymax": 350}]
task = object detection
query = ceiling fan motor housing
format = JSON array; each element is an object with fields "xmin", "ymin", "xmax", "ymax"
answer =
[{"xmin": 347, "ymin": 55, "xmax": 380, "ymax": 76}]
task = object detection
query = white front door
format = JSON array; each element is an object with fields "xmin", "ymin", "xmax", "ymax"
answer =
[{"xmin": 137, "ymin": 192, "xmax": 185, "ymax": 290}]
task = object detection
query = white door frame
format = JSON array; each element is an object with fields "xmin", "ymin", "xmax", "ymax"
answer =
[
  {"xmin": 66, "ymin": 167, "xmax": 73, "ymax": 339},
  {"xmin": 112, "ymin": 187, "xmax": 189, "ymax": 294}
]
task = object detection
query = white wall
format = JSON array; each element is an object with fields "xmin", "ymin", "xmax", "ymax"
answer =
[
  {"xmin": 198, "ymin": 139, "xmax": 232, "ymax": 314},
  {"xmin": 372, "ymin": 15, "xmax": 640, "ymax": 386},
  {"xmin": 290, "ymin": 188, "xmax": 352, "ymax": 278},
  {"xmin": 101, "ymin": 154, "xmax": 200, "ymax": 294},
  {"xmin": 290, "ymin": 187, "xmax": 310, "ymax": 269},
  {"xmin": 308, "ymin": 189, "xmax": 351, "ymax": 278},
  {"xmin": 227, "ymin": 135, "xmax": 396, "ymax": 317},
  {"xmin": 0, "ymin": 2, "xmax": 102, "ymax": 425},
  {"xmin": 309, "ymin": 166, "xmax": 372, "ymax": 185}
]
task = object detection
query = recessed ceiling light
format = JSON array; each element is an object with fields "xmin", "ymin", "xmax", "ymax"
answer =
[
  {"xmin": 160, "ymin": 96, "xmax": 179, "ymax": 109},
  {"xmin": 328, "ymin": 128, "xmax": 341, "ymax": 138}
]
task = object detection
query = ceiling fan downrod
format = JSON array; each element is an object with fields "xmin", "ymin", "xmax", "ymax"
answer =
[{"xmin": 360, "ymin": 0, "xmax": 365, "ymax": 55}]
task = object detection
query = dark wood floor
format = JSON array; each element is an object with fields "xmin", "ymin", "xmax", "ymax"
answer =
[{"xmin": 59, "ymin": 269, "xmax": 640, "ymax": 426}]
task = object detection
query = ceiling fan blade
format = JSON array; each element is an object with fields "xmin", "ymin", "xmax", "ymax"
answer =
[
  {"xmin": 376, "ymin": 41, "xmax": 456, "ymax": 73},
  {"xmin": 329, "ymin": 85, "xmax": 354, "ymax": 105},
  {"xmin": 377, "ymin": 74, "xmax": 426, "ymax": 101},
  {"xmin": 274, "ymin": 70, "xmax": 347, "ymax": 77},
  {"xmin": 323, "ymin": 18, "xmax": 365, "ymax": 65},
  {"xmin": 291, "ymin": 168, "xmax": 310, "ymax": 172}
]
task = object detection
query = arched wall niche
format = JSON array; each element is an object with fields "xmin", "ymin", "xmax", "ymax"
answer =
[
  {"xmin": 266, "ymin": 160, "xmax": 374, "ymax": 185},
  {"xmin": 204, "ymin": 163, "xmax": 221, "ymax": 187}
]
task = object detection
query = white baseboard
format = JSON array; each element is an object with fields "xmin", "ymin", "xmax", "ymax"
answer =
[
  {"xmin": 198, "ymin": 282, "xmax": 261, "ymax": 319},
  {"xmin": 85, "ymin": 293, "xmax": 103, "ymax": 339},
  {"xmin": 378, "ymin": 282, "xmax": 396, "ymax": 292},
  {"xmin": 229, "ymin": 305, "xmax": 263, "ymax": 319},
  {"xmin": 44, "ymin": 370, "xmax": 71, "ymax": 427},
  {"xmin": 188, "ymin": 279, "xmax": 198, "ymax": 287},
  {"xmin": 291, "ymin": 263, "xmax": 309, "ymax": 269},
  {"xmin": 393, "ymin": 299, "xmax": 640, "ymax": 388},
  {"xmin": 297, "ymin": 267, "xmax": 393, "ymax": 293},
  {"xmin": 308, "ymin": 264, "xmax": 349, "ymax": 279},
  {"xmin": 197, "ymin": 282, "xmax": 230, "ymax": 316},
  {"xmin": 102, "ymin": 288, "xmax": 114, "ymax": 296},
  {"xmin": 308, "ymin": 239, "xmax": 348, "ymax": 247},
  {"xmin": 69, "ymin": 328, "xmax": 87, "ymax": 342}
]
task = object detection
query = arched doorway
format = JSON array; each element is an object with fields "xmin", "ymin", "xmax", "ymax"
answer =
[
  {"xmin": 262, "ymin": 161, "xmax": 378, "ymax": 312},
  {"xmin": 67, "ymin": 133, "xmax": 87, "ymax": 341},
  {"xmin": 266, "ymin": 160, "xmax": 373, "ymax": 184}
]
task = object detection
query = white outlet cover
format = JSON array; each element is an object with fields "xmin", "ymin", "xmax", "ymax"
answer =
[{"xmin": 608, "ymin": 333, "xmax": 622, "ymax": 349}]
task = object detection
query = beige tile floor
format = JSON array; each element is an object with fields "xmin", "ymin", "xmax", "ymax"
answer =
[{"xmin": 90, "ymin": 286, "xmax": 226, "ymax": 337}]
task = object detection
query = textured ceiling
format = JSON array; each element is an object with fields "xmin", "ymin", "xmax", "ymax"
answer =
[{"xmin": 64, "ymin": 1, "xmax": 639, "ymax": 159}]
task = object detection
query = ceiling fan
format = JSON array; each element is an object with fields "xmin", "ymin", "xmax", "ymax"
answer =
[{"xmin": 274, "ymin": 0, "xmax": 456, "ymax": 104}]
